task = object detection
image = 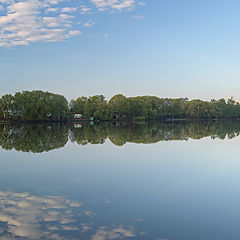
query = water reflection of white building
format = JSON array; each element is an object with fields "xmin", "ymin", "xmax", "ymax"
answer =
[{"xmin": 74, "ymin": 123, "xmax": 82, "ymax": 128}]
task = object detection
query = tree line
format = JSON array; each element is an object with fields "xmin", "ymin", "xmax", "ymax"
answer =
[
  {"xmin": 1, "ymin": 90, "xmax": 240, "ymax": 121},
  {"xmin": 70, "ymin": 94, "xmax": 240, "ymax": 120}
]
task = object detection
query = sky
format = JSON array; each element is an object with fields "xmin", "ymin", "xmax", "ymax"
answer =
[{"xmin": 1, "ymin": 0, "xmax": 240, "ymax": 101}]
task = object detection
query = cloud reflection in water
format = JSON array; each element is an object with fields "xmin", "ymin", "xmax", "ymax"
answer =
[{"xmin": 0, "ymin": 191, "xmax": 137, "ymax": 240}]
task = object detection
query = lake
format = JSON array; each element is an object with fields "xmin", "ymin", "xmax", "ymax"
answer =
[{"xmin": 0, "ymin": 120, "xmax": 240, "ymax": 240}]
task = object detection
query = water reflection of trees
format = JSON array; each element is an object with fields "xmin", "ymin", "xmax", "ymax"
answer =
[
  {"xmin": 69, "ymin": 123, "xmax": 108, "ymax": 145},
  {"xmin": 0, "ymin": 124, "xmax": 69, "ymax": 153},
  {"xmin": 107, "ymin": 121, "xmax": 240, "ymax": 145},
  {"xmin": 1, "ymin": 121, "xmax": 240, "ymax": 152}
]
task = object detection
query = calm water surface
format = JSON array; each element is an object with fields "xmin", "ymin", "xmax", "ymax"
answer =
[{"xmin": 0, "ymin": 121, "xmax": 240, "ymax": 240}]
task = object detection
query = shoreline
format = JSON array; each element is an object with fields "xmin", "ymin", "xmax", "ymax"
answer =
[{"xmin": 1, "ymin": 118, "xmax": 240, "ymax": 125}]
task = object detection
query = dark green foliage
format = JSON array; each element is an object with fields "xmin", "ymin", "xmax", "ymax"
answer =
[
  {"xmin": 0, "ymin": 90, "xmax": 69, "ymax": 121},
  {"xmin": 133, "ymin": 116, "xmax": 146, "ymax": 121},
  {"xmin": 1, "ymin": 90, "xmax": 240, "ymax": 121},
  {"xmin": 71, "ymin": 94, "xmax": 190, "ymax": 120},
  {"xmin": 70, "ymin": 95, "xmax": 109, "ymax": 120}
]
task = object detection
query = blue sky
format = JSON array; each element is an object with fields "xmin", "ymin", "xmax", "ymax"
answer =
[{"xmin": 1, "ymin": 0, "xmax": 240, "ymax": 101}]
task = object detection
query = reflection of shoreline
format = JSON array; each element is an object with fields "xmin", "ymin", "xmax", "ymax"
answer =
[
  {"xmin": 0, "ymin": 191, "xmax": 138, "ymax": 240},
  {"xmin": 1, "ymin": 120, "xmax": 240, "ymax": 153}
]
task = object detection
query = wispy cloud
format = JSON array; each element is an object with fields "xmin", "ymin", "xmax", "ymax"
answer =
[
  {"xmin": 132, "ymin": 14, "xmax": 144, "ymax": 19},
  {"xmin": 83, "ymin": 20, "xmax": 94, "ymax": 27},
  {"xmin": 0, "ymin": 0, "xmax": 144, "ymax": 47},
  {"xmin": 80, "ymin": 4, "xmax": 91, "ymax": 14},
  {"xmin": 104, "ymin": 33, "xmax": 110, "ymax": 38},
  {"xmin": 138, "ymin": 1, "xmax": 146, "ymax": 6},
  {"xmin": 61, "ymin": 7, "xmax": 78, "ymax": 13},
  {"xmin": 0, "ymin": 0, "xmax": 81, "ymax": 47},
  {"xmin": 91, "ymin": 0, "xmax": 135, "ymax": 11}
]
